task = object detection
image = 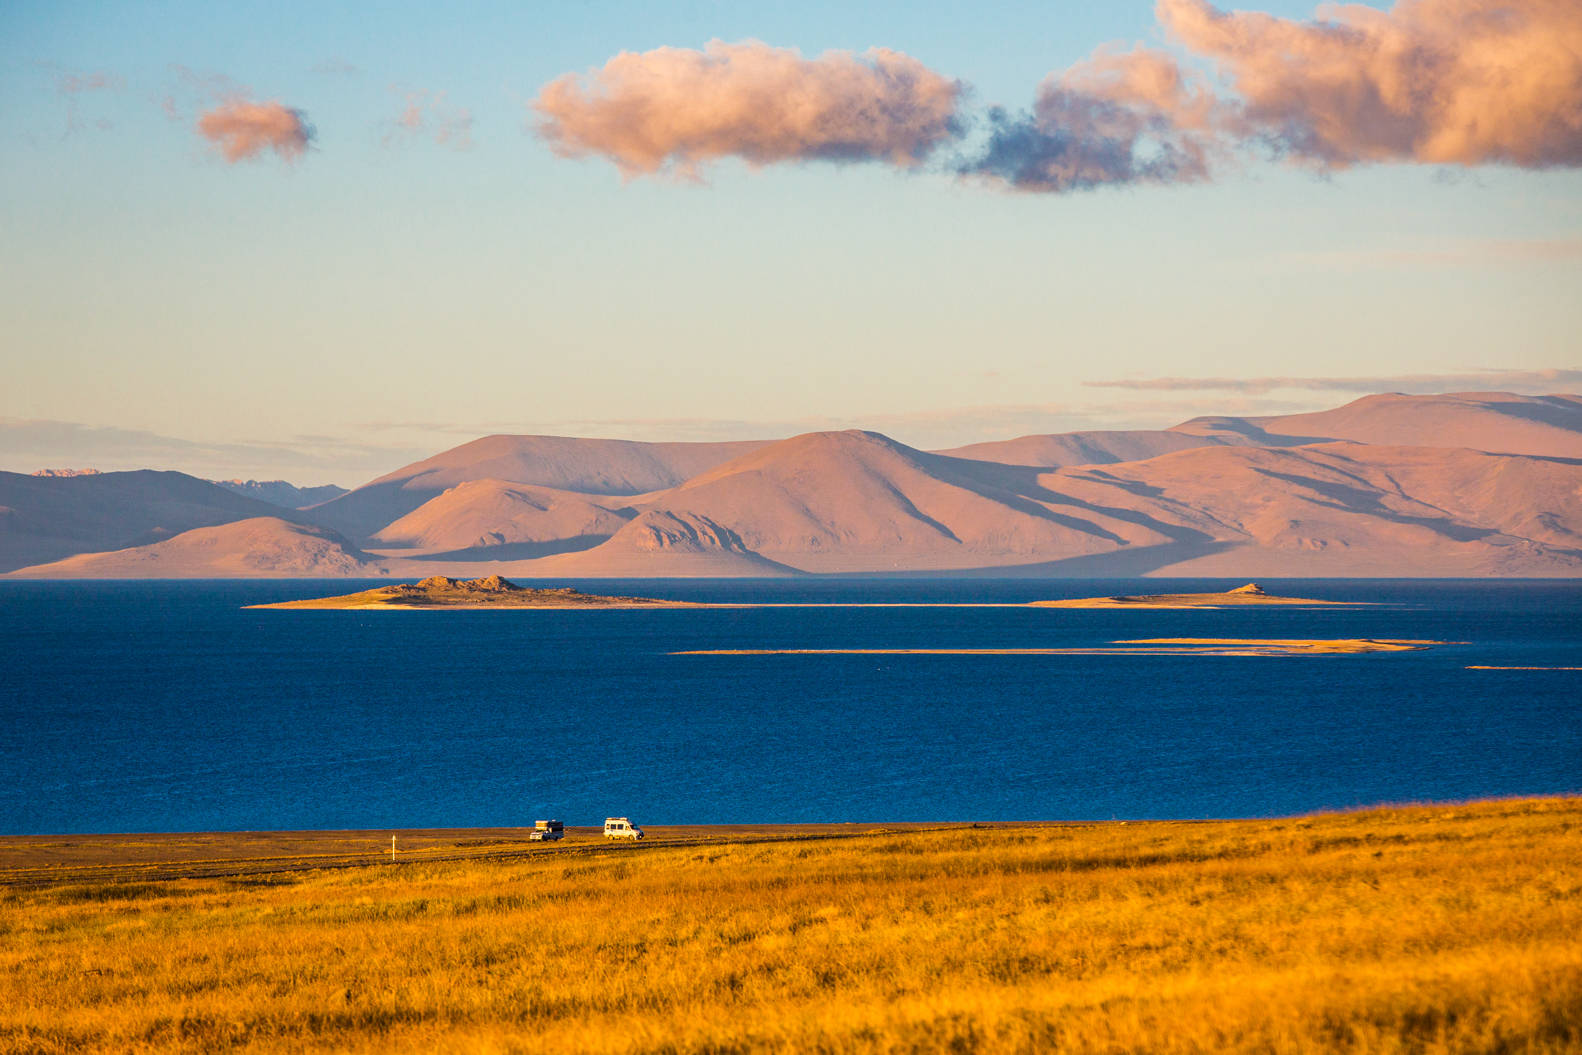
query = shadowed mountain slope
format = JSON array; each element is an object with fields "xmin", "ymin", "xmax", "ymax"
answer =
[
  {"xmin": 944, "ymin": 393, "xmax": 1582, "ymax": 471},
  {"xmin": 0, "ymin": 470, "xmax": 292, "ymax": 573},
  {"xmin": 211, "ymin": 480, "xmax": 349, "ymax": 509},
  {"xmin": 1033, "ymin": 442, "xmax": 1582, "ymax": 577},
  {"xmin": 1175, "ymin": 392, "xmax": 1582, "ymax": 458},
  {"xmin": 935, "ymin": 429, "xmax": 1230, "ymax": 469},
  {"xmin": 306, "ymin": 436, "xmax": 770, "ymax": 541},
  {"xmin": 10, "ymin": 518, "xmax": 386, "ymax": 579}
]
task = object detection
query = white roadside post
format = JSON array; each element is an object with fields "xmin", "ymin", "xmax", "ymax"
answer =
[{"xmin": 391, "ymin": 835, "xmax": 396, "ymax": 863}]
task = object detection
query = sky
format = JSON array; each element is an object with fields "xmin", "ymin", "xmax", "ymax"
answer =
[{"xmin": 2, "ymin": 0, "xmax": 1579, "ymax": 485}]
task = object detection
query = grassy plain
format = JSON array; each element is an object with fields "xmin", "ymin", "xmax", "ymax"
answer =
[{"xmin": 1, "ymin": 799, "xmax": 1578, "ymax": 1054}]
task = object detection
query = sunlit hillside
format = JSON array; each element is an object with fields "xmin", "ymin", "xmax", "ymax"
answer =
[{"xmin": 2, "ymin": 798, "xmax": 1578, "ymax": 1053}]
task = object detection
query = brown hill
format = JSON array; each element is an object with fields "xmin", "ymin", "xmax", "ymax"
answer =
[
  {"xmin": 1176, "ymin": 392, "xmax": 1582, "ymax": 458},
  {"xmin": 9, "ymin": 518, "xmax": 386, "ymax": 578},
  {"xmin": 500, "ymin": 436, "xmax": 1582, "ymax": 578},
  {"xmin": 306, "ymin": 435, "xmax": 769, "ymax": 541},
  {"xmin": 522, "ymin": 431, "xmax": 1173, "ymax": 575},
  {"xmin": 0, "ymin": 470, "xmax": 292, "ymax": 573},
  {"xmin": 368, "ymin": 479, "xmax": 634, "ymax": 558}
]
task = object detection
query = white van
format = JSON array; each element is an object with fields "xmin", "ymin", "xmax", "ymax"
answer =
[{"xmin": 603, "ymin": 817, "xmax": 644, "ymax": 840}]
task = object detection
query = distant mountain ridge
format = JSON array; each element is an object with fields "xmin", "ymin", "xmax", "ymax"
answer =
[
  {"xmin": 0, "ymin": 470, "xmax": 294, "ymax": 573},
  {"xmin": 210, "ymin": 479, "xmax": 350, "ymax": 509},
  {"xmin": 5, "ymin": 392, "xmax": 1581, "ymax": 578}
]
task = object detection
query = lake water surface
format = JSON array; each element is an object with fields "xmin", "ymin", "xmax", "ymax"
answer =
[{"xmin": 1, "ymin": 578, "xmax": 1577, "ymax": 834}]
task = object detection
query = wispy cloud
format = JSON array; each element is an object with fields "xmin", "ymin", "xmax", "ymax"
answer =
[
  {"xmin": 532, "ymin": 40, "xmax": 962, "ymax": 179},
  {"xmin": 1085, "ymin": 368, "xmax": 1582, "ymax": 395},
  {"xmin": 310, "ymin": 57, "xmax": 359, "ymax": 76},
  {"xmin": 387, "ymin": 89, "xmax": 473, "ymax": 150},
  {"xmin": 1285, "ymin": 236, "xmax": 1582, "ymax": 269},
  {"xmin": 54, "ymin": 68, "xmax": 123, "ymax": 134},
  {"xmin": 57, "ymin": 71, "xmax": 122, "ymax": 96}
]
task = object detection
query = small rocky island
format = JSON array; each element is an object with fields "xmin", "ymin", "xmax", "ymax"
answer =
[
  {"xmin": 249, "ymin": 575, "xmax": 695, "ymax": 610},
  {"xmin": 1033, "ymin": 583, "xmax": 1359, "ymax": 609}
]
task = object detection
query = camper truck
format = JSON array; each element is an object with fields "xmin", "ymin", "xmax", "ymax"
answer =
[
  {"xmin": 528, "ymin": 819, "xmax": 564, "ymax": 842},
  {"xmin": 603, "ymin": 817, "xmax": 644, "ymax": 840}
]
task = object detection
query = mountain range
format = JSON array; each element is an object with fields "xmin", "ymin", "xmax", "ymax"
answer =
[{"xmin": 5, "ymin": 391, "xmax": 1581, "ymax": 578}]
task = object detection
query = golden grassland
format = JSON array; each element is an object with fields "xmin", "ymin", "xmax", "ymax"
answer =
[{"xmin": 1, "ymin": 798, "xmax": 1578, "ymax": 1054}]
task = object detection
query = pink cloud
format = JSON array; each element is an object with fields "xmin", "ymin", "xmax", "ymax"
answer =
[
  {"xmin": 970, "ymin": 0, "xmax": 1582, "ymax": 192},
  {"xmin": 965, "ymin": 45, "xmax": 1234, "ymax": 191},
  {"xmin": 196, "ymin": 100, "xmax": 313, "ymax": 163},
  {"xmin": 1158, "ymin": 0, "xmax": 1582, "ymax": 168},
  {"xmin": 532, "ymin": 39, "xmax": 962, "ymax": 177}
]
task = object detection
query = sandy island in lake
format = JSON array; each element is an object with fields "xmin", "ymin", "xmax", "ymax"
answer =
[
  {"xmin": 248, "ymin": 575, "xmax": 699, "ymax": 610},
  {"xmin": 1032, "ymin": 582, "xmax": 1361, "ymax": 609},
  {"xmin": 675, "ymin": 638, "xmax": 1441, "ymax": 658}
]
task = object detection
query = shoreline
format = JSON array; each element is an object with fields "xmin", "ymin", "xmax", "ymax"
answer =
[
  {"xmin": 3, "ymin": 796, "xmax": 1573, "ymax": 885},
  {"xmin": 247, "ymin": 599, "xmax": 1373, "ymax": 611}
]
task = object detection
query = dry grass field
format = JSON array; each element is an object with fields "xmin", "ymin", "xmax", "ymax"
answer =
[{"xmin": 1, "ymin": 798, "xmax": 1578, "ymax": 1054}]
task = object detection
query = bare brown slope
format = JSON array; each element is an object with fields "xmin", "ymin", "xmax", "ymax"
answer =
[
  {"xmin": 9, "ymin": 518, "xmax": 386, "ymax": 579},
  {"xmin": 306, "ymin": 436, "xmax": 771, "ymax": 541},
  {"xmin": 0, "ymin": 470, "xmax": 292, "ymax": 573},
  {"xmin": 522, "ymin": 431, "xmax": 1170, "ymax": 575},
  {"xmin": 1175, "ymin": 392, "xmax": 1582, "ymax": 458},
  {"xmin": 1038, "ymin": 443, "xmax": 1582, "ymax": 577},
  {"xmin": 532, "ymin": 438, "xmax": 1582, "ymax": 578},
  {"xmin": 369, "ymin": 479, "xmax": 634, "ymax": 558}
]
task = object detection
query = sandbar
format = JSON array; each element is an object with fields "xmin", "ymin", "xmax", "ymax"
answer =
[
  {"xmin": 1033, "ymin": 582, "xmax": 1360, "ymax": 609},
  {"xmin": 674, "ymin": 638, "xmax": 1439, "ymax": 658},
  {"xmin": 1466, "ymin": 665, "xmax": 1582, "ymax": 671}
]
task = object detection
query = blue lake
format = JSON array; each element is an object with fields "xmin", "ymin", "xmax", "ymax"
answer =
[{"xmin": 0, "ymin": 578, "xmax": 1578, "ymax": 834}]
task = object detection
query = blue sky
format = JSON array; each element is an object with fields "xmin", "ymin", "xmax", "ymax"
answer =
[{"xmin": 2, "ymin": 1, "xmax": 1579, "ymax": 483}]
